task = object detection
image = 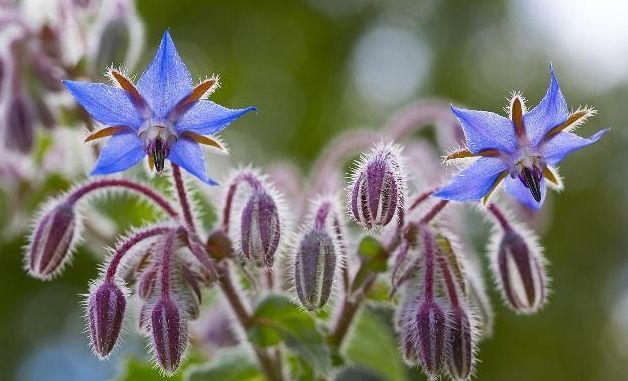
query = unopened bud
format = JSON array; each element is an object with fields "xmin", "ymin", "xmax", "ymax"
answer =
[
  {"xmin": 350, "ymin": 143, "xmax": 405, "ymax": 230},
  {"xmin": 294, "ymin": 230, "xmax": 337, "ymax": 311},
  {"xmin": 494, "ymin": 229, "xmax": 547, "ymax": 314},
  {"xmin": 27, "ymin": 200, "xmax": 78, "ymax": 280},
  {"xmin": 150, "ymin": 298, "xmax": 188, "ymax": 374},
  {"xmin": 240, "ymin": 190, "xmax": 281, "ymax": 267},
  {"xmin": 206, "ymin": 229, "xmax": 233, "ymax": 260},
  {"xmin": 5, "ymin": 94, "xmax": 35, "ymax": 153},
  {"xmin": 415, "ymin": 300, "xmax": 446, "ymax": 378},
  {"xmin": 445, "ymin": 306, "xmax": 475, "ymax": 380},
  {"xmin": 86, "ymin": 280, "xmax": 126, "ymax": 358}
]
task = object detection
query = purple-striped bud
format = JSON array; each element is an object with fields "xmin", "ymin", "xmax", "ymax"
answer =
[
  {"xmin": 294, "ymin": 230, "xmax": 337, "ymax": 311},
  {"xmin": 5, "ymin": 94, "xmax": 35, "ymax": 153},
  {"xmin": 150, "ymin": 298, "xmax": 188, "ymax": 374},
  {"xmin": 86, "ymin": 280, "xmax": 126, "ymax": 358},
  {"xmin": 27, "ymin": 200, "xmax": 78, "ymax": 280},
  {"xmin": 240, "ymin": 190, "xmax": 281, "ymax": 267},
  {"xmin": 493, "ymin": 229, "xmax": 547, "ymax": 314},
  {"xmin": 349, "ymin": 143, "xmax": 405, "ymax": 230},
  {"xmin": 414, "ymin": 300, "xmax": 446, "ymax": 378},
  {"xmin": 445, "ymin": 306, "xmax": 475, "ymax": 380}
]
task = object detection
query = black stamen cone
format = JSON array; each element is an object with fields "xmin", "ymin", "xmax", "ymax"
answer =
[
  {"xmin": 522, "ymin": 167, "xmax": 542, "ymax": 202},
  {"xmin": 153, "ymin": 137, "xmax": 166, "ymax": 172}
]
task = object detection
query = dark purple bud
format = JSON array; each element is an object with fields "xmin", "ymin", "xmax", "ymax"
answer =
[
  {"xmin": 445, "ymin": 306, "xmax": 475, "ymax": 380},
  {"xmin": 150, "ymin": 298, "xmax": 188, "ymax": 374},
  {"xmin": 350, "ymin": 143, "xmax": 405, "ymax": 230},
  {"xmin": 240, "ymin": 190, "xmax": 281, "ymax": 267},
  {"xmin": 414, "ymin": 300, "xmax": 446, "ymax": 378},
  {"xmin": 294, "ymin": 230, "xmax": 337, "ymax": 311},
  {"xmin": 494, "ymin": 229, "xmax": 547, "ymax": 314},
  {"xmin": 86, "ymin": 280, "xmax": 126, "ymax": 358},
  {"xmin": 5, "ymin": 94, "xmax": 35, "ymax": 153},
  {"xmin": 27, "ymin": 200, "xmax": 78, "ymax": 280}
]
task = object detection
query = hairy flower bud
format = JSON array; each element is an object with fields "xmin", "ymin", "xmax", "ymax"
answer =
[
  {"xmin": 415, "ymin": 300, "xmax": 446, "ymax": 378},
  {"xmin": 294, "ymin": 229, "xmax": 337, "ymax": 311},
  {"xmin": 93, "ymin": 18, "xmax": 130, "ymax": 75},
  {"xmin": 150, "ymin": 298, "xmax": 188, "ymax": 374},
  {"xmin": 445, "ymin": 306, "xmax": 475, "ymax": 380},
  {"xmin": 493, "ymin": 229, "xmax": 547, "ymax": 314},
  {"xmin": 349, "ymin": 143, "xmax": 405, "ymax": 230},
  {"xmin": 86, "ymin": 280, "xmax": 126, "ymax": 358},
  {"xmin": 240, "ymin": 190, "xmax": 281, "ymax": 267},
  {"xmin": 27, "ymin": 200, "xmax": 78, "ymax": 280}
]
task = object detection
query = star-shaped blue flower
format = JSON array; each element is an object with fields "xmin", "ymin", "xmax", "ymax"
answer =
[
  {"xmin": 63, "ymin": 31, "xmax": 255, "ymax": 185},
  {"xmin": 433, "ymin": 65, "xmax": 609, "ymax": 209}
]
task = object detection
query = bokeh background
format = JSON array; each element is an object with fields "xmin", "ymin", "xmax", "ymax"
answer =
[{"xmin": 2, "ymin": 0, "xmax": 628, "ymax": 380}]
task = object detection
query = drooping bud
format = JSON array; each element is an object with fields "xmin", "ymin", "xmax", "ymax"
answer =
[
  {"xmin": 86, "ymin": 280, "xmax": 127, "ymax": 358},
  {"xmin": 5, "ymin": 94, "xmax": 35, "ymax": 153},
  {"xmin": 294, "ymin": 229, "xmax": 337, "ymax": 311},
  {"xmin": 445, "ymin": 306, "xmax": 475, "ymax": 380},
  {"xmin": 349, "ymin": 143, "xmax": 405, "ymax": 230},
  {"xmin": 493, "ymin": 229, "xmax": 547, "ymax": 314},
  {"xmin": 414, "ymin": 300, "xmax": 446, "ymax": 378},
  {"xmin": 240, "ymin": 190, "xmax": 281, "ymax": 267},
  {"xmin": 27, "ymin": 200, "xmax": 79, "ymax": 280},
  {"xmin": 150, "ymin": 298, "xmax": 188, "ymax": 374}
]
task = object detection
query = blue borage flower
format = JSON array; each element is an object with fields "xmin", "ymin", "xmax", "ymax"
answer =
[
  {"xmin": 63, "ymin": 31, "xmax": 255, "ymax": 184},
  {"xmin": 433, "ymin": 65, "xmax": 609, "ymax": 209}
]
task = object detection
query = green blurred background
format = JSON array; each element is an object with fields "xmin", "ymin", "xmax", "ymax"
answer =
[{"xmin": 2, "ymin": 0, "xmax": 628, "ymax": 380}]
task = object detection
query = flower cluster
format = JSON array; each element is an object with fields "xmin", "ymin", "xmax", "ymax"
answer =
[{"xmin": 22, "ymin": 28, "xmax": 607, "ymax": 381}]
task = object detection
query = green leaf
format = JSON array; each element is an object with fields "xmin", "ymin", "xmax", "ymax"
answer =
[
  {"xmin": 247, "ymin": 294, "xmax": 331, "ymax": 374},
  {"xmin": 344, "ymin": 307, "xmax": 407, "ymax": 381},
  {"xmin": 115, "ymin": 357, "xmax": 183, "ymax": 381},
  {"xmin": 184, "ymin": 349, "xmax": 263, "ymax": 381},
  {"xmin": 352, "ymin": 236, "xmax": 388, "ymax": 292}
]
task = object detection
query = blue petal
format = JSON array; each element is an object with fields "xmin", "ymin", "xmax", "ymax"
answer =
[
  {"xmin": 541, "ymin": 128, "xmax": 609, "ymax": 166},
  {"xmin": 137, "ymin": 31, "xmax": 193, "ymax": 118},
  {"xmin": 433, "ymin": 157, "xmax": 508, "ymax": 201},
  {"xmin": 175, "ymin": 101, "xmax": 256, "ymax": 135},
  {"xmin": 91, "ymin": 132, "xmax": 145, "ymax": 175},
  {"xmin": 524, "ymin": 64, "xmax": 569, "ymax": 147},
  {"xmin": 451, "ymin": 106, "xmax": 517, "ymax": 154},
  {"xmin": 63, "ymin": 81, "xmax": 143, "ymax": 129},
  {"xmin": 168, "ymin": 138, "xmax": 218, "ymax": 185},
  {"xmin": 503, "ymin": 175, "xmax": 546, "ymax": 210}
]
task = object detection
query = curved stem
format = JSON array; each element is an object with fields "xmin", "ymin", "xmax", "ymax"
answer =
[
  {"xmin": 420, "ymin": 225, "xmax": 436, "ymax": 301},
  {"xmin": 420, "ymin": 200, "xmax": 449, "ymax": 224},
  {"xmin": 171, "ymin": 164, "xmax": 196, "ymax": 233},
  {"xmin": 67, "ymin": 178, "xmax": 179, "ymax": 218},
  {"xmin": 487, "ymin": 203, "xmax": 513, "ymax": 233},
  {"xmin": 222, "ymin": 171, "xmax": 263, "ymax": 234},
  {"xmin": 160, "ymin": 230, "xmax": 177, "ymax": 298},
  {"xmin": 105, "ymin": 226, "xmax": 173, "ymax": 282},
  {"xmin": 408, "ymin": 188, "xmax": 437, "ymax": 212},
  {"xmin": 384, "ymin": 100, "xmax": 459, "ymax": 141}
]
